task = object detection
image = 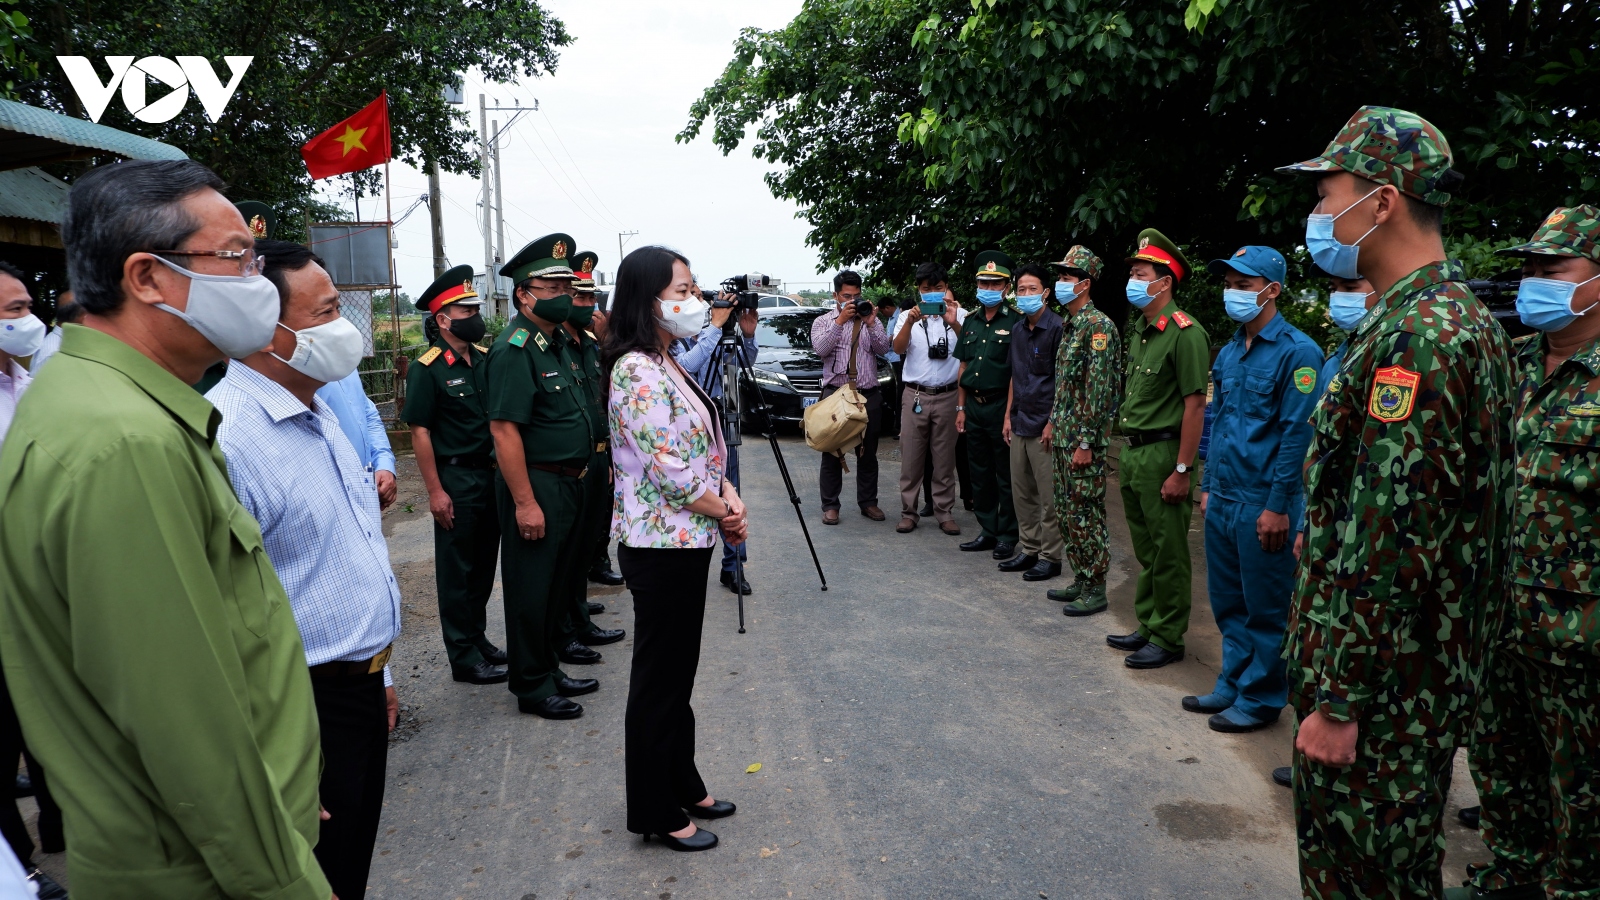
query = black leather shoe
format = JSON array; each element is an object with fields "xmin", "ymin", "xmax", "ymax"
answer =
[
  {"xmin": 644, "ymin": 828, "xmax": 718, "ymax": 851},
  {"xmin": 577, "ymin": 627, "xmax": 625, "ymax": 646},
  {"xmin": 1125, "ymin": 643, "xmax": 1184, "ymax": 669},
  {"xmin": 720, "ymin": 570, "xmax": 753, "ymax": 595},
  {"xmin": 558, "ymin": 641, "xmax": 602, "ymax": 665},
  {"xmin": 588, "ymin": 566, "xmax": 625, "ymax": 586},
  {"xmin": 473, "ymin": 638, "xmax": 507, "ymax": 665},
  {"xmin": 683, "ymin": 799, "xmax": 737, "ymax": 819},
  {"xmin": 918, "ymin": 504, "xmax": 934, "ymax": 518},
  {"xmin": 452, "ymin": 661, "xmax": 509, "ymax": 684},
  {"xmin": 1272, "ymin": 766, "xmax": 1292, "ymax": 788},
  {"xmin": 991, "ymin": 542, "xmax": 1016, "ymax": 560},
  {"xmin": 963, "ymin": 498, "xmax": 975, "ymax": 510},
  {"xmin": 588, "ymin": 601, "xmax": 606, "ymax": 615},
  {"xmin": 997, "ymin": 553, "xmax": 1037, "ymax": 572},
  {"xmin": 14, "ymin": 774, "xmax": 32, "ymax": 798},
  {"xmin": 959, "ymin": 535, "xmax": 997, "ymax": 552},
  {"xmin": 1458, "ymin": 805, "xmax": 1480, "ymax": 829},
  {"xmin": 1106, "ymin": 631, "xmax": 1149, "ymax": 651},
  {"xmin": 27, "ymin": 869, "xmax": 67, "ymax": 900},
  {"xmin": 1022, "ymin": 560, "xmax": 1061, "ymax": 582},
  {"xmin": 556, "ymin": 676, "xmax": 599, "ymax": 697},
  {"xmin": 518, "ymin": 695, "xmax": 584, "ymax": 719},
  {"xmin": 1182, "ymin": 693, "xmax": 1232, "ymax": 714}
]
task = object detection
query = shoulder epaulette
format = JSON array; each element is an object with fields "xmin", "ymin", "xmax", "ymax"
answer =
[
  {"xmin": 417, "ymin": 346, "xmax": 442, "ymax": 366},
  {"xmin": 508, "ymin": 328, "xmax": 530, "ymax": 348},
  {"xmin": 474, "ymin": 343, "xmax": 488, "ymax": 353},
  {"xmin": 1171, "ymin": 311, "xmax": 1195, "ymax": 329},
  {"xmin": 584, "ymin": 330, "xmax": 597, "ymax": 341}
]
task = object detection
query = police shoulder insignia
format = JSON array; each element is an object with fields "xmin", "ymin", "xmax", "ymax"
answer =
[
  {"xmin": 1294, "ymin": 366, "xmax": 1317, "ymax": 394},
  {"xmin": 1369, "ymin": 365, "xmax": 1421, "ymax": 422},
  {"xmin": 533, "ymin": 331, "xmax": 550, "ymax": 351},
  {"xmin": 1155, "ymin": 315, "xmax": 1169, "ymax": 332},
  {"xmin": 417, "ymin": 346, "xmax": 442, "ymax": 366},
  {"xmin": 1567, "ymin": 401, "xmax": 1600, "ymax": 417},
  {"xmin": 1171, "ymin": 311, "xmax": 1194, "ymax": 328},
  {"xmin": 1091, "ymin": 332, "xmax": 1109, "ymax": 351},
  {"xmin": 508, "ymin": 328, "xmax": 529, "ymax": 348}
]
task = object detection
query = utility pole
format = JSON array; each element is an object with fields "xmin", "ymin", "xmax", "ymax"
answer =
[
  {"xmin": 478, "ymin": 94, "xmax": 495, "ymax": 318},
  {"xmin": 427, "ymin": 159, "xmax": 446, "ymax": 279},
  {"xmin": 492, "ymin": 118, "xmax": 506, "ymax": 307},
  {"xmin": 477, "ymin": 97, "xmax": 538, "ymax": 319},
  {"xmin": 618, "ymin": 230, "xmax": 639, "ymax": 268}
]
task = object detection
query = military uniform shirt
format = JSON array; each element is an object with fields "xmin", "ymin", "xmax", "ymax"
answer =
[
  {"xmin": 486, "ymin": 311, "xmax": 594, "ymax": 465},
  {"xmin": 1049, "ymin": 304, "xmax": 1121, "ymax": 450},
  {"xmin": 402, "ymin": 337, "xmax": 494, "ymax": 459},
  {"xmin": 955, "ymin": 305, "xmax": 1020, "ymax": 393},
  {"xmin": 567, "ymin": 327, "xmax": 608, "ymax": 447},
  {"xmin": 1120, "ymin": 305, "xmax": 1210, "ymax": 432}
]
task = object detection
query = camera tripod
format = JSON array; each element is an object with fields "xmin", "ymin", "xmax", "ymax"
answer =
[{"xmin": 705, "ymin": 321, "xmax": 829, "ymax": 633}]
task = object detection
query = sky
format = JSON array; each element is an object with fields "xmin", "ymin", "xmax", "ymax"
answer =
[{"xmin": 315, "ymin": 0, "xmax": 838, "ymax": 303}]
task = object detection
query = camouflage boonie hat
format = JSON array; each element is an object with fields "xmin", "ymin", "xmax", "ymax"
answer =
[
  {"xmin": 1051, "ymin": 245, "xmax": 1103, "ymax": 280},
  {"xmin": 1277, "ymin": 106, "xmax": 1457, "ymax": 207},
  {"xmin": 1497, "ymin": 205, "xmax": 1600, "ymax": 264}
]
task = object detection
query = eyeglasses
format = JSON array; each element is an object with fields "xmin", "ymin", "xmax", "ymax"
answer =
[{"xmin": 154, "ymin": 248, "xmax": 265, "ymax": 277}]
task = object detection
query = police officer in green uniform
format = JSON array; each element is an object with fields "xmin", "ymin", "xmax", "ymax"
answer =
[
  {"xmin": 1109, "ymin": 228, "xmax": 1209, "ymax": 669},
  {"xmin": 402, "ymin": 265, "xmax": 509, "ymax": 685},
  {"xmin": 486, "ymin": 233, "xmax": 601, "ymax": 720},
  {"xmin": 955, "ymin": 249, "xmax": 1021, "ymax": 559},
  {"xmin": 559, "ymin": 250, "xmax": 625, "ymax": 652}
]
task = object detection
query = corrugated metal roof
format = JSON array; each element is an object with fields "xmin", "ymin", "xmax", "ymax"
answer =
[
  {"xmin": 0, "ymin": 97, "xmax": 187, "ymax": 168},
  {"xmin": 0, "ymin": 167, "xmax": 69, "ymax": 224}
]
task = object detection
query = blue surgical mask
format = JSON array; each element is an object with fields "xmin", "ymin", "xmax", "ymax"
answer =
[
  {"xmin": 1056, "ymin": 281, "xmax": 1080, "ymax": 303},
  {"xmin": 1016, "ymin": 292, "xmax": 1044, "ymax": 315},
  {"xmin": 920, "ymin": 291, "xmax": 946, "ymax": 305},
  {"xmin": 1223, "ymin": 287, "xmax": 1269, "ymax": 323},
  {"xmin": 1305, "ymin": 186, "xmax": 1382, "ymax": 279},
  {"xmin": 975, "ymin": 288, "xmax": 1005, "ymax": 307},
  {"xmin": 1328, "ymin": 291, "xmax": 1372, "ymax": 331},
  {"xmin": 1125, "ymin": 277, "xmax": 1163, "ymax": 310},
  {"xmin": 1517, "ymin": 273, "xmax": 1600, "ymax": 332}
]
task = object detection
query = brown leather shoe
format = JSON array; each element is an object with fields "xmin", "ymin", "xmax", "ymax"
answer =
[
  {"xmin": 822, "ymin": 509, "xmax": 840, "ymax": 525},
  {"xmin": 940, "ymin": 520, "xmax": 961, "ymax": 535},
  {"xmin": 861, "ymin": 506, "xmax": 886, "ymax": 521},
  {"xmin": 896, "ymin": 516, "xmax": 917, "ymax": 533}
]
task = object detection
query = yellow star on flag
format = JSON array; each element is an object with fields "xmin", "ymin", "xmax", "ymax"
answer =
[{"xmin": 335, "ymin": 125, "xmax": 370, "ymax": 156}]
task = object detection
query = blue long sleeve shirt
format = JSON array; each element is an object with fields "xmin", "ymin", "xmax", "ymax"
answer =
[
  {"xmin": 314, "ymin": 370, "xmax": 396, "ymax": 475},
  {"xmin": 673, "ymin": 323, "xmax": 759, "ymax": 400}
]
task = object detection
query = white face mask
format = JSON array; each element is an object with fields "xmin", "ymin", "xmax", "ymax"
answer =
[
  {"xmin": 657, "ymin": 293, "xmax": 707, "ymax": 340},
  {"xmin": 0, "ymin": 313, "xmax": 46, "ymax": 357},
  {"xmin": 271, "ymin": 316, "xmax": 364, "ymax": 384},
  {"xmin": 150, "ymin": 255, "xmax": 280, "ymax": 359}
]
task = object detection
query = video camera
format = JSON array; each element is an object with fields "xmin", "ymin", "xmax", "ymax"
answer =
[{"xmin": 714, "ymin": 272, "xmax": 772, "ymax": 311}]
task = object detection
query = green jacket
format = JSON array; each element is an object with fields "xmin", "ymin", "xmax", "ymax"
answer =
[
  {"xmin": 485, "ymin": 312, "xmax": 595, "ymax": 465},
  {"xmin": 955, "ymin": 305, "xmax": 1019, "ymax": 393},
  {"xmin": 1119, "ymin": 304, "xmax": 1209, "ymax": 433},
  {"xmin": 401, "ymin": 336, "xmax": 493, "ymax": 459},
  {"xmin": 1049, "ymin": 304, "xmax": 1122, "ymax": 450},
  {"xmin": 0, "ymin": 326, "xmax": 330, "ymax": 899}
]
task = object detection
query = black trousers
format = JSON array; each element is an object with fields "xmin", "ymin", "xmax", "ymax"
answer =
[
  {"xmin": 619, "ymin": 544, "xmax": 714, "ymax": 835},
  {"xmin": 433, "ymin": 464, "xmax": 501, "ymax": 671},
  {"xmin": 818, "ymin": 384, "xmax": 882, "ymax": 512},
  {"xmin": 311, "ymin": 672, "xmax": 388, "ymax": 900},
  {"xmin": 0, "ymin": 662, "xmax": 62, "ymax": 865}
]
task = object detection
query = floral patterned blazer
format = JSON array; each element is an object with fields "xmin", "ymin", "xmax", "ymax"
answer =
[{"xmin": 609, "ymin": 350, "xmax": 727, "ymax": 549}]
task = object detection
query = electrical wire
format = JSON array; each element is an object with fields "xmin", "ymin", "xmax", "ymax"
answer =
[
  {"xmin": 511, "ymin": 128, "xmax": 619, "ymax": 233},
  {"xmin": 533, "ymin": 111, "xmax": 628, "ymax": 230}
]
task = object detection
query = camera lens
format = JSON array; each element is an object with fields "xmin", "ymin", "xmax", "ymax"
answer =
[{"xmin": 855, "ymin": 300, "xmax": 873, "ymax": 317}]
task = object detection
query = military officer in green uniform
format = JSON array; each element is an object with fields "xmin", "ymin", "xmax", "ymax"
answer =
[
  {"xmin": 955, "ymin": 249, "xmax": 1021, "ymax": 559},
  {"xmin": 486, "ymin": 233, "xmax": 602, "ymax": 720},
  {"xmin": 1109, "ymin": 228, "xmax": 1209, "ymax": 670},
  {"xmin": 558, "ymin": 250, "xmax": 625, "ymax": 652},
  {"xmin": 402, "ymin": 265, "xmax": 509, "ymax": 686}
]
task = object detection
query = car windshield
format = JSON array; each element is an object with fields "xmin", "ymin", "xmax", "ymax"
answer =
[{"xmin": 755, "ymin": 311, "xmax": 824, "ymax": 349}]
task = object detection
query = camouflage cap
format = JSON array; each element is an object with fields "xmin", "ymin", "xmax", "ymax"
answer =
[
  {"xmin": 502, "ymin": 232, "xmax": 576, "ymax": 284},
  {"xmin": 1277, "ymin": 106, "xmax": 1457, "ymax": 207},
  {"xmin": 1497, "ymin": 205, "xmax": 1600, "ymax": 264},
  {"xmin": 1051, "ymin": 245, "xmax": 1103, "ymax": 281},
  {"xmin": 1125, "ymin": 228, "xmax": 1190, "ymax": 282}
]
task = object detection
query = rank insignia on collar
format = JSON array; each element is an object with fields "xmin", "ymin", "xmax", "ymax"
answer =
[
  {"xmin": 1155, "ymin": 315, "xmax": 1169, "ymax": 331},
  {"xmin": 508, "ymin": 328, "xmax": 530, "ymax": 348},
  {"xmin": 1567, "ymin": 402, "xmax": 1600, "ymax": 416},
  {"xmin": 1171, "ymin": 311, "xmax": 1194, "ymax": 328},
  {"xmin": 417, "ymin": 346, "xmax": 442, "ymax": 366},
  {"xmin": 1091, "ymin": 333, "xmax": 1109, "ymax": 351},
  {"xmin": 533, "ymin": 331, "xmax": 550, "ymax": 351},
  {"xmin": 1294, "ymin": 367, "xmax": 1317, "ymax": 393},
  {"xmin": 443, "ymin": 349, "xmax": 456, "ymax": 366},
  {"xmin": 1369, "ymin": 365, "xmax": 1420, "ymax": 422}
]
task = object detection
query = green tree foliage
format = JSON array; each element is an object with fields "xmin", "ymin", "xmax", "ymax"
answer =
[
  {"xmin": 0, "ymin": 2, "xmax": 36, "ymax": 98},
  {"xmin": 10, "ymin": 0, "xmax": 569, "ymax": 237}
]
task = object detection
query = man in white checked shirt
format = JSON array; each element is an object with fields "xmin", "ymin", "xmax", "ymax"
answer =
[{"xmin": 206, "ymin": 240, "xmax": 400, "ymax": 900}]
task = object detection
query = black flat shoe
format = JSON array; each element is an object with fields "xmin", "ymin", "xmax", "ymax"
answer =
[
  {"xmin": 556, "ymin": 676, "xmax": 598, "ymax": 697},
  {"xmin": 1458, "ymin": 805, "xmax": 1480, "ymax": 829},
  {"xmin": 997, "ymin": 553, "xmax": 1037, "ymax": 572},
  {"xmin": 1022, "ymin": 560, "xmax": 1061, "ymax": 582},
  {"xmin": 578, "ymin": 627, "xmax": 625, "ymax": 646},
  {"xmin": 991, "ymin": 542, "xmax": 1016, "ymax": 560},
  {"xmin": 1125, "ymin": 643, "xmax": 1184, "ymax": 669},
  {"xmin": 519, "ymin": 695, "xmax": 584, "ymax": 719},
  {"xmin": 720, "ymin": 571, "xmax": 753, "ymax": 595},
  {"xmin": 959, "ymin": 535, "xmax": 996, "ymax": 552},
  {"xmin": 452, "ymin": 661, "xmax": 509, "ymax": 684},
  {"xmin": 1106, "ymin": 631, "xmax": 1149, "ymax": 652},
  {"xmin": 645, "ymin": 828, "xmax": 718, "ymax": 851},
  {"xmin": 1272, "ymin": 766, "xmax": 1292, "ymax": 788},
  {"xmin": 683, "ymin": 799, "xmax": 737, "ymax": 819},
  {"xmin": 588, "ymin": 601, "xmax": 606, "ymax": 615},
  {"xmin": 918, "ymin": 504, "xmax": 934, "ymax": 518},
  {"xmin": 558, "ymin": 640, "xmax": 602, "ymax": 665},
  {"xmin": 473, "ymin": 638, "xmax": 508, "ymax": 665},
  {"xmin": 588, "ymin": 567, "xmax": 625, "ymax": 586}
]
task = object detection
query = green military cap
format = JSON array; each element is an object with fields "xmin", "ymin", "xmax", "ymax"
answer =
[
  {"xmin": 418, "ymin": 264, "xmax": 481, "ymax": 315},
  {"xmin": 1051, "ymin": 245, "xmax": 1103, "ymax": 281},
  {"xmin": 235, "ymin": 201, "xmax": 276, "ymax": 241},
  {"xmin": 1277, "ymin": 105, "xmax": 1458, "ymax": 207},
  {"xmin": 1125, "ymin": 228, "xmax": 1191, "ymax": 282},
  {"xmin": 569, "ymin": 250, "xmax": 599, "ymax": 291},
  {"xmin": 502, "ymin": 232, "xmax": 576, "ymax": 284},
  {"xmin": 1497, "ymin": 205, "xmax": 1600, "ymax": 264},
  {"xmin": 974, "ymin": 249, "xmax": 1013, "ymax": 280}
]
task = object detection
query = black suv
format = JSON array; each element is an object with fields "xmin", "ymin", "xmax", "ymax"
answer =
[{"xmin": 736, "ymin": 307, "xmax": 893, "ymax": 431}]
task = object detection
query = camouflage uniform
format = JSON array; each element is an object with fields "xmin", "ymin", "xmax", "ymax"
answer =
[
  {"xmin": 1277, "ymin": 107, "xmax": 1516, "ymax": 899},
  {"xmin": 1046, "ymin": 246, "xmax": 1121, "ymax": 592},
  {"xmin": 1465, "ymin": 206, "xmax": 1600, "ymax": 899}
]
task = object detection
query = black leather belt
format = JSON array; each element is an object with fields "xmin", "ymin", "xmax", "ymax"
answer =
[
  {"xmin": 309, "ymin": 644, "xmax": 392, "ymax": 677},
  {"xmin": 530, "ymin": 459, "xmax": 590, "ymax": 479},
  {"xmin": 1124, "ymin": 429, "xmax": 1179, "ymax": 448},
  {"xmin": 442, "ymin": 454, "xmax": 495, "ymax": 469},
  {"xmin": 905, "ymin": 381, "xmax": 956, "ymax": 395},
  {"xmin": 967, "ymin": 389, "xmax": 1002, "ymax": 404}
]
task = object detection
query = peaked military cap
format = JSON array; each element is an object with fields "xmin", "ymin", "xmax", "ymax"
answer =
[
  {"xmin": 1125, "ymin": 228, "xmax": 1190, "ymax": 282},
  {"xmin": 503, "ymin": 232, "xmax": 576, "ymax": 284},
  {"xmin": 974, "ymin": 249, "xmax": 1014, "ymax": 280},
  {"xmin": 235, "ymin": 201, "xmax": 276, "ymax": 241},
  {"xmin": 419, "ymin": 264, "xmax": 481, "ymax": 315},
  {"xmin": 1497, "ymin": 205, "xmax": 1600, "ymax": 264},
  {"xmin": 1277, "ymin": 106, "xmax": 1458, "ymax": 207},
  {"xmin": 569, "ymin": 250, "xmax": 599, "ymax": 291},
  {"xmin": 1051, "ymin": 245, "xmax": 1103, "ymax": 281}
]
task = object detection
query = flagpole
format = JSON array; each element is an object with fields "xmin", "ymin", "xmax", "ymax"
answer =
[{"xmin": 384, "ymin": 154, "xmax": 399, "ymax": 417}]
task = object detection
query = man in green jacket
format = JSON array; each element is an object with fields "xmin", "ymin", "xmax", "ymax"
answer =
[{"xmin": 0, "ymin": 160, "xmax": 332, "ymax": 898}]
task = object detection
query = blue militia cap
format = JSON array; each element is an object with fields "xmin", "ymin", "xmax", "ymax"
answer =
[{"xmin": 1207, "ymin": 245, "xmax": 1288, "ymax": 287}]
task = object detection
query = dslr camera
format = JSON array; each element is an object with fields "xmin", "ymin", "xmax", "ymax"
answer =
[{"xmin": 716, "ymin": 272, "xmax": 772, "ymax": 311}]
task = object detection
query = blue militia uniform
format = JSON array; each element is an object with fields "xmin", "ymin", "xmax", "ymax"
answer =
[{"xmin": 1200, "ymin": 313, "xmax": 1323, "ymax": 719}]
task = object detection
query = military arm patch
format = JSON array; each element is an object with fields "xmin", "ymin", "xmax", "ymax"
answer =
[
  {"xmin": 508, "ymin": 328, "xmax": 530, "ymax": 348},
  {"xmin": 1369, "ymin": 365, "xmax": 1421, "ymax": 422},
  {"xmin": 1171, "ymin": 311, "xmax": 1194, "ymax": 328},
  {"xmin": 417, "ymin": 346, "xmax": 442, "ymax": 366},
  {"xmin": 1294, "ymin": 366, "xmax": 1317, "ymax": 393},
  {"xmin": 1091, "ymin": 332, "xmax": 1109, "ymax": 351}
]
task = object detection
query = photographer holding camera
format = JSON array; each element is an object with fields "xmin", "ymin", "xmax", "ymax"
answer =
[
  {"xmin": 893, "ymin": 263, "xmax": 967, "ymax": 534},
  {"xmin": 810, "ymin": 270, "xmax": 891, "ymax": 524}
]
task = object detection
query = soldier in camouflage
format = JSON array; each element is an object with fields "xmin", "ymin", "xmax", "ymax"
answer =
[
  {"xmin": 1277, "ymin": 106, "xmax": 1516, "ymax": 899},
  {"xmin": 1449, "ymin": 206, "xmax": 1600, "ymax": 900},
  {"xmin": 1043, "ymin": 245, "xmax": 1121, "ymax": 615}
]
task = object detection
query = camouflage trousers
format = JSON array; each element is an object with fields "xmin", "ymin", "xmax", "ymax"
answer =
[
  {"xmin": 1293, "ymin": 713, "xmax": 1454, "ymax": 899},
  {"xmin": 1466, "ymin": 648, "xmax": 1600, "ymax": 899},
  {"xmin": 1051, "ymin": 448, "xmax": 1108, "ymax": 583}
]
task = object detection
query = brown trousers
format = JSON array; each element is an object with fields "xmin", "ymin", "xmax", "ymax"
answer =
[{"xmin": 898, "ymin": 386, "xmax": 959, "ymax": 522}]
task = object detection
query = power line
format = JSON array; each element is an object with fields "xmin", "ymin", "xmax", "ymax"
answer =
[
  {"xmin": 531, "ymin": 111, "xmax": 627, "ymax": 230},
  {"xmin": 511, "ymin": 127, "xmax": 620, "ymax": 233}
]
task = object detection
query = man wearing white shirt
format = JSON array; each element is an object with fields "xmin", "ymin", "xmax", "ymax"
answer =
[
  {"xmin": 25, "ymin": 293, "xmax": 80, "ymax": 373},
  {"xmin": 894, "ymin": 263, "xmax": 967, "ymax": 535}
]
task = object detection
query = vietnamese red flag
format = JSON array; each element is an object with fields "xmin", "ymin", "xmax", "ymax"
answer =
[{"xmin": 301, "ymin": 92, "xmax": 392, "ymax": 180}]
